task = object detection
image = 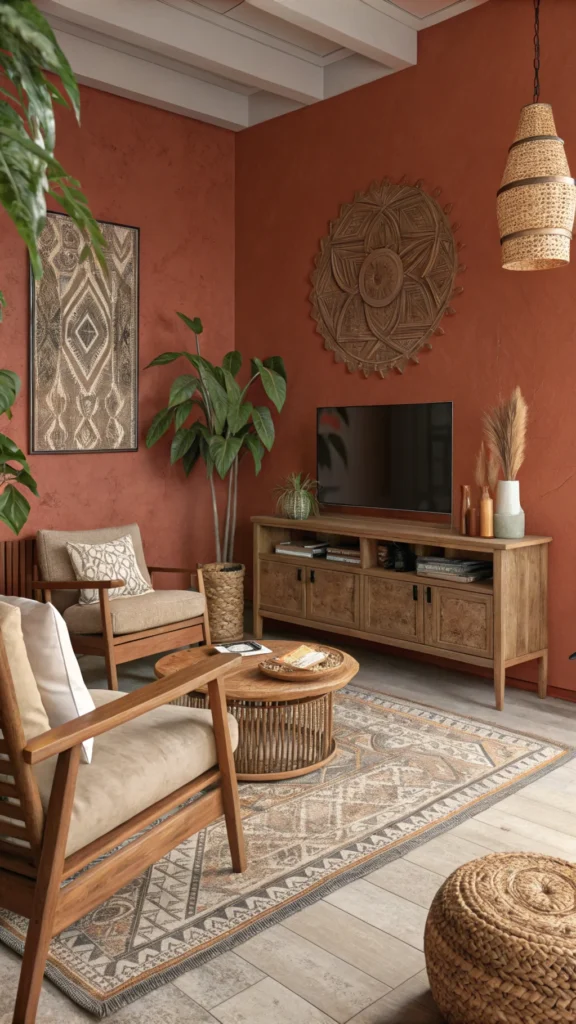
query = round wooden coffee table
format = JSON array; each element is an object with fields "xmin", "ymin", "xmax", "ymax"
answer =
[{"xmin": 155, "ymin": 641, "xmax": 359, "ymax": 781}]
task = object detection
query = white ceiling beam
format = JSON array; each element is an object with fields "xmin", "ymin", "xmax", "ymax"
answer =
[
  {"xmin": 38, "ymin": 0, "xmax": 325, "ymax": 103},
  {"xmin": 55, "ymin": 30, "xmax": 249, "ymax": 130},
  {"xmin": 244, "ymin": 0, "xmax": 417, "ymax": 71}
]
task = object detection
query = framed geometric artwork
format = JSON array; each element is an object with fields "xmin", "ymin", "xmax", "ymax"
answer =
[{"xmin": 29, "ymin": 212, "xmax": 139, "ymax": 453}]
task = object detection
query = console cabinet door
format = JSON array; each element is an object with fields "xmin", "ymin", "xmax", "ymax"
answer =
[
  {"xmin": 424, "ymin": 585, "xmax": 493, "ymax": 658},
  {"xmin": 259, "ymin": 559, "xmax": 306, "ymax": 617},
  {"xmin": 306, "ymin": 567, "xmax": 360, "ymax": 627},
  {"xmin": 363, "ymin": 576, "xmax": 423, "ymax": 642}
]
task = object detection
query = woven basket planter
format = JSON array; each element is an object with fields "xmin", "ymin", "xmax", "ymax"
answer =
[
  {"xmin": 497, "ymin": 103, "xmax": 576, "ymax": 270},
  {"xmin": 200, "ymin": 562, "xmax": 245, "ymax": 643},
  {"xmin": 425, "ymin": 851, "xmax": 576, "ymax": 1024}
]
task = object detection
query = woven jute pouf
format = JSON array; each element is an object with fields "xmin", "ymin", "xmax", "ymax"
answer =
[
  {"xmin": 200, "ymin": 562, "xmax": 245, "ymax": 642},
  {"xmin": 425, "ymin": 852, "xmax": 576, "ymax": 1024}
]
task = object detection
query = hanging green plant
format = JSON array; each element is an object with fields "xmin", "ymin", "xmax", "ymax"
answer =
[{"xmin": 0, "ymin": 0, "xmax": 107, "ymax": 532}]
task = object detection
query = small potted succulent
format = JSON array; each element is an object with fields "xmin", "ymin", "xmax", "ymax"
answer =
[{"xmin": 275, "ymin": 473, "xmax": 319, "ymax": 520}]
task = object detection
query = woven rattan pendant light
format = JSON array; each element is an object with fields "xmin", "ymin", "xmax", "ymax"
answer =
[{"xmin": 497, "ymin": 0, "xmax": 576, "ymax": 270}]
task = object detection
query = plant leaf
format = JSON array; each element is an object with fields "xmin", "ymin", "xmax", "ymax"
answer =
[
  {"xmin": 0, "ymin": 433, "xmax": 30, "ymax": 470},
  {"xmin": 170, "ymin": 426, "xmax": 197, "ymax": 464},
  {"xmin": 209, "ymin": 435, "xmax": 243, "ymax": 479},
  {"xmin": 228, "ymin": 401, "xmax": 252, "ymax": 436},
  {"xmin": 263, "ymin": 355, "xmax": 287, "ymax": 381},
  {"xmin": 253, "ymin": 358, "xmax": 286, "ymax": 412},
  {"xmin": 202, "ymin": 373, "xmax": 228, "ymax": 434},
  {"xmin": 176, "ymin": 312, "xmax": 203, "ymax": 335},
  {"xmin": 183, "ymin": 435, "xmax": 201, "ymax": 476},
  {"xmin": 0, "ymin": 370, "xmax": 20, "ymax": 417},
  {"xmin": 223, "ymin": 350, "xmax": 242, "ymax": 377},
  {"xmin": 145, "ymin": 352, "xmax": 183, "ymax": 368},
  {"xmin": 168, "ymin": 374, "xmax": 198, "ymax": 408},
  {"xmin": 0, "ymin": 484, "xmax": 30, "ymax": 535},
  {"xmin": 174, "ymin": 399, "xmax": 193, "ymax": 430},
  {"xmin": 244, "ymin": 433, "xmax": 265, "ymax": 474},
  {"xmin": 145, "ymin": 408, "xmax": 174, "ymax": 447},
  {"xmin": 252, "ymin": 405, "xmax": 275, "ymax": 451},
  {"xmin": 13, "ymin": 468, "xmax": 38, "ymax": 496}
]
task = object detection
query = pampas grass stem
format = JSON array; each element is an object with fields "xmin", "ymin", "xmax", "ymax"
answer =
[{"xmin": 483, "ymin": 387, "xmax": 527, "ymax": 481}]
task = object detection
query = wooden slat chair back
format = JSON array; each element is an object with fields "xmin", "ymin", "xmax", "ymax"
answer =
[
  {"xmin": 0, "ymin": 634, "xmax": 245, "ymax": 1024},
  {"xmin": 0, "ymin": 540, "xmax": 36, "ymax": 600}
]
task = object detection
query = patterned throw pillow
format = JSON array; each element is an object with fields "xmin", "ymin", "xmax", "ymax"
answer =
[{"xmin": 66, "ymin": 535, "xmax": 153, "ymax": 605}]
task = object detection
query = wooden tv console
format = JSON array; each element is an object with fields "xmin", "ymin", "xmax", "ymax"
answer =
[{"xmin": 252, "ymin": 514, "xmax": 551, "ymax": 710}]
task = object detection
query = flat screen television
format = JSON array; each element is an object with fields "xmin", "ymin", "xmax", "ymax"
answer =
[{"xmin": 316, "ymin": 402, "xmax": 453, "ymax": 514}]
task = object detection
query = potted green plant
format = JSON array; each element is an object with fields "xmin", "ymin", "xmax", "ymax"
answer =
[
  {"xmin": 146, "ymin": 313, "xmax": 287, "ymax": 640},
  {"xmin": 0, "ymin": 1, "xmax": 106, "ymax": 534},
  {"xmin": 275, "ymin": 473, "xmax": 319, "ymax": 520}
]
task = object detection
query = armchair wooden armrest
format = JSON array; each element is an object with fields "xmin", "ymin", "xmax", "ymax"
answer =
[
  {"xmin": 33, "ymin": 579, "xmax": 125, "ymax": 590},
  {"xmin": 23, "ymin": 652, "xmax": 241, "ymax": 765},
  {"xmin": 147, "ymin": 566, "xmax": 196, "ymax": 575}
]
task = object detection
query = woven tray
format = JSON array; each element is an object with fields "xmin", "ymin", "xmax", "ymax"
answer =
[{"xmin": 259, "ymin": 646, "xmax": 344, "ymax": 682}]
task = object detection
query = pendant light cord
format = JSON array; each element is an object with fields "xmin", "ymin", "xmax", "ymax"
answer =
[{"xmin": 533, "ymin": 0, "xmax": 541, "ymax": 103}]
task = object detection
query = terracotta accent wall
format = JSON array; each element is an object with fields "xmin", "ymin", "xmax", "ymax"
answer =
[
  {"xmin": 0, "ymin": 84, "xmax": 234, "ymax": 574},
  {"xmin": 235, "ymin": 0, "xmax": 576, "ymax": 692}
]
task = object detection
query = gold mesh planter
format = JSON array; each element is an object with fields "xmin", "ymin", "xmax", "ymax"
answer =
[
  {"xmin": 425, "ymin": 852, "xmax": 576, "ymax": 1024},
  {"xmin": 498, "ymin": 103, "xmax": 576, "ymax": 270},
  {"xmin": 199, "ymin": 562, "xmax": 245, "ymax": 642}
]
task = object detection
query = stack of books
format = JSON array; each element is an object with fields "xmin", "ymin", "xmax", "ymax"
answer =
[
  {"xmin": 416, "ymin": 557, "xmax": 493, "ymax": 583},
  {"xmin": 326, "ymin": 545, "xmax": 361, "ymax": 565},
  {"xmin": 275, "ymin": 540, "xmax": 327, "ymax": 558},
  {"xmin": 377, "ymin": 544, "xmax": 394, "ymax": 569}
]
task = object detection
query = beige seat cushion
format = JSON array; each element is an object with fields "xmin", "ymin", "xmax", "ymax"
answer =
[
  {"xmin": 64, "ymin": 589, "xmax": 205, "ymax": 635},
  {"xmin": 34, "ymin": 690, "xmax": 239, "ymax": 857},
  {"xmin": 0, "ymin": 602, "xmax": 50, "ymax": 742},
  {"xmin": 36, "ymin": 525, "xmax": 151, "ymax": 614}
]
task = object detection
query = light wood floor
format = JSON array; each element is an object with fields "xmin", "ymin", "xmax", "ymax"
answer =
[{"xmin": 2, "ymin": 640, "xmax": 575, "ymax": 1024}]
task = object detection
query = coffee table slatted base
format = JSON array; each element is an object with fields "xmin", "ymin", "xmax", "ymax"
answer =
[{"xmin": 173, "ymin": 691, "xmax": 335, "ymax": 780}]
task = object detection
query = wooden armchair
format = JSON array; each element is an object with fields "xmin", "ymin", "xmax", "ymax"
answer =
[
  {"xmin": 0, "ymin": 640, "xmax": 245, "ymax": 1024},
  {"xmin": 34, "ymin": 525, "xmax": 211, "ymax": 690}
]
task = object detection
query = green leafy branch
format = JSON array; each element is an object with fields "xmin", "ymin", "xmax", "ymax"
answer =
[
  {"xmin": 146, "ymin": 314, "xmax": 287, "ymax": 561},
  {"xmin": 0, "ymin": 370, "xmax": 38, "ymax": 534},
  {"xmin": 0, "ymin": 0, "xmax": 106, "ymax": 276}
]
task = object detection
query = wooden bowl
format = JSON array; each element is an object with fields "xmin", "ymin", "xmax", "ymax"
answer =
[{"xmin": 259, "ymin": 645, "xmax": 345, "ymax": 682}]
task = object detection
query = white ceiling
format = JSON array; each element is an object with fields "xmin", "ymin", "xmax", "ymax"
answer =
[{"xmin": 38, "ymin": 0, "xmax": 488, "ymax": 131}]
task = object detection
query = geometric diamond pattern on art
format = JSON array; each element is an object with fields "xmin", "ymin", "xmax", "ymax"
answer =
[
  {"xmin": 30, "ymin": 212, "xmax": 139, "ymax": 452},
  {"xmin": 310, "ymin": 179, "xmax": 463, "ymax": 378}
]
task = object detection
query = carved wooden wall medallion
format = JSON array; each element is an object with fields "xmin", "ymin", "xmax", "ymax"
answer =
[{"xmin": 310, "ymin": 179, "xmax": 464, "ymax": 378}]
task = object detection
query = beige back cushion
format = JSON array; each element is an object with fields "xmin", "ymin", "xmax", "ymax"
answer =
[
  {"xmin": 0, "ymin": 601, "xmax": 50, "ymax": 741},
  {"xmin": 36, "ymin": 524, "xmax": 151, "ymax": 613}
]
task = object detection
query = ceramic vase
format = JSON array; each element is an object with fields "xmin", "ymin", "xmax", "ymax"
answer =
[{"xmin": 494, "ymin": 480, "xmax": 525, "ymax": 539}]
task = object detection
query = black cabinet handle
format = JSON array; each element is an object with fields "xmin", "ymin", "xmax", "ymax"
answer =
[
  {"xmin": 426, "ymin": 586, "xmax": 432, "ymax": 604},
  {"xmin": 310, "ymin": 569, "xmax": 316, "ymax": 584},
  {"xmin": 297, "ymin": 568, "xmax": 302, "ymax": 582},
  {"xmin": 412, "ymin": 584, "xmax": 418, "ymax": 601}
]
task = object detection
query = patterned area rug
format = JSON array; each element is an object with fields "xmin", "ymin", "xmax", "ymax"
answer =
[{"xmin": 0, "ymin": 687, "xmax": 572, "ymax": 1017}]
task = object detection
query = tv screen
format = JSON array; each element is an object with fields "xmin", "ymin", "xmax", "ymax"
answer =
[{"xmin": 317, "ymin": 402, "xmax": 452, "ymax": 514}]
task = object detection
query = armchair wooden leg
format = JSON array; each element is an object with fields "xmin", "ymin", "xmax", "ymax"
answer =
[
  {"xmin": 100, "ymin": 590, "xmax": 118, "ymax": 691},
  {"xmin": 208, "ymin": 676, "xmax": 246, "ymax": 874},
  {"xmin": 13, "ymin": 748, "xmax": 80, "ymax": 1024}
]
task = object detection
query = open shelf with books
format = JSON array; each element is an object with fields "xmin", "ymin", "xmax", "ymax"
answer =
[{"xmin": 252, "ymin": 513, "xmax": 551, "ymax": 711}]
